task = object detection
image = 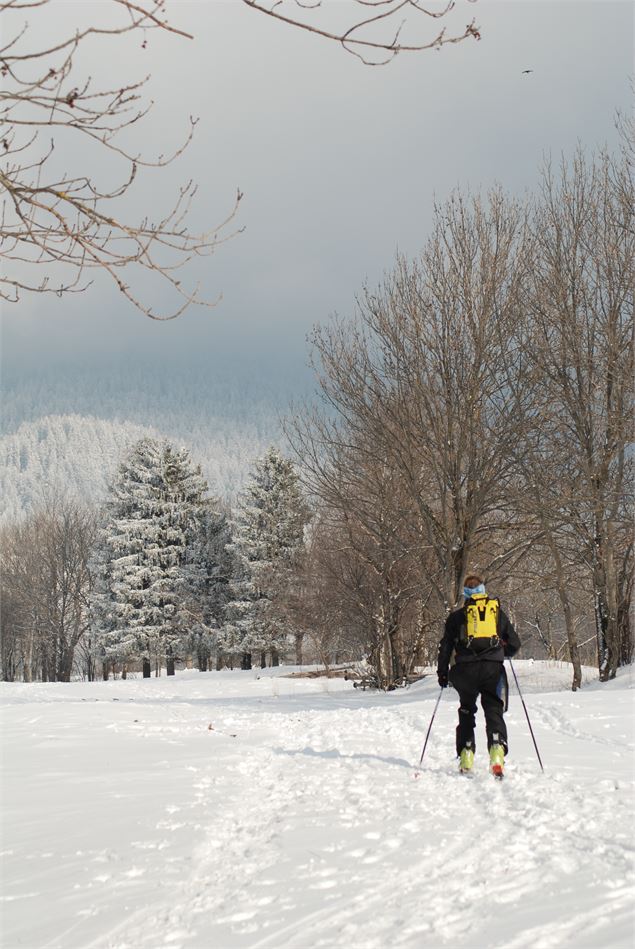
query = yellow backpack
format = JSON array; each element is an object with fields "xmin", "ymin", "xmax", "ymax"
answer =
[{"xmin": 463, "ymin": 594, "xmax": 500, "ymax": 652}]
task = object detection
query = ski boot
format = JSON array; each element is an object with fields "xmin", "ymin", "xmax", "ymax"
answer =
[
  {"xmin": 489, "ymin": 741, "xmax": 505, "ymax": 780},
  {"xmin": 459, "ymin": 742, "xmax": 474, "ymax": 774}
]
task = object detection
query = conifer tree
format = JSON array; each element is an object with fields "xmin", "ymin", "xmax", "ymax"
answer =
[
  {"xmin": 222, "ymin": 447, "xmax": 309, "ymax": 668},
  {"xmin": 182, "ymin": 504, "xmax": 235, "ymax": 671},
  {"xmin": 92, "ymin": 438, "xmax": 208, "ymax": 675}
]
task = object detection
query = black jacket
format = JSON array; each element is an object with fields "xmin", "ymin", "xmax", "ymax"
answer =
[{"xmin": 437, "ymin": 597, "xmax": 521, "ymax": 678}]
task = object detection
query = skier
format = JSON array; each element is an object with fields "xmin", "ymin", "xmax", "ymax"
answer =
[{"xmin": 437, "ymin": 574, "xmax": 521, "ymax": 778}]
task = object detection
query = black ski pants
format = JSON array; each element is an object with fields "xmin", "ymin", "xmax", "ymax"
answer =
[{"xmin": 449, "ymin": 660, "xmax": 508, "ymax": 756}]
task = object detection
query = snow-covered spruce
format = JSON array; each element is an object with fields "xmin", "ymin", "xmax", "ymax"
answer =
[
  {"xmin": 91, "ymin": 437, "xmax": 216, "ymax": 675},
  {"xmin": 221, "ymin": 446, "xmax": 310, "ymax": 668}
]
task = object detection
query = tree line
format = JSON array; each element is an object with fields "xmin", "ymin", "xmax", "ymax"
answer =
[
  {"xmin": 1, "ymin": 442, "xmax": 310, "ymax": 682},
  {"xmin": 287, "ymin": 142, "xmax": 633, "ymax": 690},
  {"xmin": 1, "ymin": 142, "xmax": 632, "ymax": 690}
]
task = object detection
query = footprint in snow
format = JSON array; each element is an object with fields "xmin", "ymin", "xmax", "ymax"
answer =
[
  {"xmin": 216, "ymin": 911, "xmax": 256, "ymax": 923},
  {"xmin": 156, "ymin": 820, "xmax": 186, "ymax": 831}
]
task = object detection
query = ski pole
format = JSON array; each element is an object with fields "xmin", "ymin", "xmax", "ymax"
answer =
[
  {"xmin": 508, "ymin": 658, "xmax": 544, "ymax": 772},
  {"xmin": 417, "ymin": 686, "xmax": 444, "ymax": 768}
]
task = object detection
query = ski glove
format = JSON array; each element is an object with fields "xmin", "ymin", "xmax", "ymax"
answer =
[{"xmin": 437, "ymin": 672, "xmax": 448, "ymax": 688}]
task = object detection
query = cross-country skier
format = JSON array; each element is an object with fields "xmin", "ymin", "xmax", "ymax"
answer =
[{"xmin": 436, "ymin": 573, "xmax": 521, "ymax": 778}]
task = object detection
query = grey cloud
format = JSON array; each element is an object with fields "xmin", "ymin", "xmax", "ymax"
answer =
[{"xmin": 2, "ymin": 0, "xmax": 632, "ymax": 382}]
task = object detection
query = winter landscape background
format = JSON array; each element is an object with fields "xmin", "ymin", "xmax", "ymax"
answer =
[
  {"xmin": 2, "ymin": 1, "xmax": 631, "ymax": 525},
  {"xmin": 1, "ymin": 1, "xmax": 634, "ymax": 947},
  {"xmin": 0, "ymin": 360, "xmax": 309, "ymax": 523}
]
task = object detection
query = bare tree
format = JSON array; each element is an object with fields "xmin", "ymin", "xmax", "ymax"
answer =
[
  {"xmin": 285, "ymin": 502, "xmax": 429, "ymax": 684},
  {"xmin": 287, "ymin": 512, "xmax": 371, "ymax": 670},
  {"xmin": 293, "ymin": 434, "xmax": 427, "ymax": 687},
  {"xmin": 241, "ymin": 0, "xmax": 481, "ymax": 66},
  {"xmin": 304, "ymin": 188, "xmax": 533, "ymax": 608},
  {"xmin": 526, "ymin": 148, "xmax": 634, "ymax": 680},
  {"xmin": 1, "ymin": 0, "xmax": 242, "ymax": 319},
  {"xmin": 1, "ymin": 499, "xmax": 96, "ymax": 681}
]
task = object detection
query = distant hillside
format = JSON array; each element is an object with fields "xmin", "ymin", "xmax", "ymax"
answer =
[
  {"xmin": 0, "ymin": 413, "xmax": 281, "ymax": 524},
  {"xmin": 0, "ymin": 416, "xmax": 159, "ymax": 523},
  {"xmin": 0, "ymin": 360, "xmax": 311, "ymax": 523},
  {"xmin": 1, "ymin": 359, "xmax": 308, "ymax": 438}
]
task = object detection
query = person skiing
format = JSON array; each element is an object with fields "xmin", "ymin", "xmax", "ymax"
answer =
[{"xmin": 437, "ymin": 573, "xmax": 521, "ymax": 778}]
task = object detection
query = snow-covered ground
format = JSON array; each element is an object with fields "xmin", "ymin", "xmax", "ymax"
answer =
[{"xmin": 2, "ymin": 661, "xmax": 634, "ymax": 949}]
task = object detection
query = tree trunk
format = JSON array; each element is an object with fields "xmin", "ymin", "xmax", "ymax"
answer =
[
  {"xmin": 260, "ymin": 650, "xmax": 267, "ymax": 669},
  {"xmin": 241, "ymin": 652, "xmax": 252, "ymax": 670},
  {"xmin": 594, "ymin": 591, "xmax": 614, "ymax": 681},
  {"xmin": 375, "ymin": 626, "xmax": 394, "ymax": 690},
  {"xmin": 618, "ymin": 600, "xmax": 633, "ymax": 666},
  {"xmin": 271, "ymin": 648, "xmax": 279, "ymax": 667},
  {"xmin": 58, "ymin": 646, "xmax": 74, "ymax": 682},
  {"xmin": 547, "ymin": 533, "xmax": 582, "ymax": 690},
  {"xmin": 389, "ymin": 626, "xmax": 403, "ymax": 687},
  {"xmin": 295, "ymin": 631, "xmax": 304, "ymax": 665},
  {"xmin": 142, "ymin": 658, "xmax": 151, "ymax": 678},
  {"xmin": 22, "ymin": 625, "xmax": 34, "ymax": 683}
]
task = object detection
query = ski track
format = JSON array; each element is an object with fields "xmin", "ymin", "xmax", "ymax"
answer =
[
  {"xmin": 2, "ymin": 670, "xmax": 634, "ymax": 949},
  {"xmin": 89, "ymin": 703, "xmax": 633, "ymax": 949}
]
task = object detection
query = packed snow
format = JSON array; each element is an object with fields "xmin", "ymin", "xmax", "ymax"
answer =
[{"xmin": 1, "ymin": 661, "xmax": 634, "ymax": 949}]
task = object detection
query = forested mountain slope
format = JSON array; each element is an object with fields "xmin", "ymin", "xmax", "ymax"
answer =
[
  {"xmin": 1, "ymin": 362, "xmax": 305, "ymax": 522},
  {"xmin": 0, "ymin": 415, "xmax": 161, "ymax": 523}
]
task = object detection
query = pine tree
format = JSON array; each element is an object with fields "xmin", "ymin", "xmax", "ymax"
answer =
[
  {"xmin": 92, "ymin": 437, "xmax": 208, "ymax": 676},
  {"xmin": 222, "ymin": 447, "xmax": 309, "ymax": 668}
]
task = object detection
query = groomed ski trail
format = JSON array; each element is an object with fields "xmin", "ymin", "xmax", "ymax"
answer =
[
  {"xmin": 82, "ymin": 681, "xmax": 633, "ymax": 949},
  {"xmin": 2, "ymin": 667, "xmax": 633, "ymax": 949}
]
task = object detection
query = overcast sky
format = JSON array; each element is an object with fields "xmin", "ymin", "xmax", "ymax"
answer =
[{"xmin": 1, "ymin": 0, "xmax": 633, "ymax": 392}]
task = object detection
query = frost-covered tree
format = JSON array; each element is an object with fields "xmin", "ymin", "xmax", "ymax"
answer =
[
  {"xmin": 222, "ymin": 447, "xmax": 309, "ymax": 668},
  {"xmin": 181, "ymin": 504, "xmax": 235, "ymax": 672},
  {"xmin": 92, "ymin": 437, "xmax": 208, "ymax": 676}
]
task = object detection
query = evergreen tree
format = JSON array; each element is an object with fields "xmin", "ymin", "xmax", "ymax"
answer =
[
  {"xmin": 182, "ymin": 504, "xmax": 235, "ymax": 671},
  {"xmin": 222, "ymin": 447, "xmax": 309, "ymax": 668},
  {"xmin": 92, "ymin": 438, "xmax": 208, "ymax": 675}
]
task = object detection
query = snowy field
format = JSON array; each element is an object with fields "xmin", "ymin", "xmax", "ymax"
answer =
[{"xmin": 1, "ymin": 661, "xmax": 634, "ymax": 949}]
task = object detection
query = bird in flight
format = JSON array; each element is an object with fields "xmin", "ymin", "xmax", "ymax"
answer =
[{"xmin": 521, "ymin": 69, "xmax": 534, "ymax": 74}]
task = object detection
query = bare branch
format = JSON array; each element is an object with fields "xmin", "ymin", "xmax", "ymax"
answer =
[
  {"xmin": 1, "ymin": 0, "xmax": 241, "ymax": 318},
  {"xmin": 240, "ymin": 0, "xmax": 480, "ymax": 66}
]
